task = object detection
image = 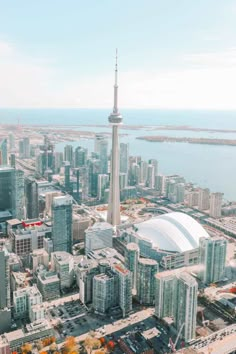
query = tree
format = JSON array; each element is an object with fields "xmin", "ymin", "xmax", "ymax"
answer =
[
  {"xmin": 21, "ymin": 343, "xmax": 32, "ymax": 354},
  {"xmin": 84, "ymin": 336, "xmax": 101, "ymax": 354}
]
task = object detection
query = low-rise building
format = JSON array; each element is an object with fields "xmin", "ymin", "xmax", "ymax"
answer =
[{"xmin": 37, "ymin": 271, "xmax": 60, "ymax": 300}]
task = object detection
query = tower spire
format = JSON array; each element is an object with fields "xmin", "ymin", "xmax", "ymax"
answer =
[{"xmin": 113, "ymin": 48, "xmax": 118, "ymax": 114}]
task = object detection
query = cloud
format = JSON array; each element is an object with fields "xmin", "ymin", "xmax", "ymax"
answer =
[{"xmin": 0, "ymin": 41, "xmax": 236, "ymax": 110}]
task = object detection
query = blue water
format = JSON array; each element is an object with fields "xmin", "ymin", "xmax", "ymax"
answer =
[{"xmin": 1, "ymin": 108, "xmax": 236, "ymax": 201}]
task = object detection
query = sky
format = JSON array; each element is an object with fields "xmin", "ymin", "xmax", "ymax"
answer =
[{"xmin": 0, "ymin": 0, "xmax": 236, "ymax": 109}]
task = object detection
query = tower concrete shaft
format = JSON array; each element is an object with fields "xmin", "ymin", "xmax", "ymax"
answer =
[{"xmin": 107, "ymin": 50, "xmax": 123, "ymax": 226}]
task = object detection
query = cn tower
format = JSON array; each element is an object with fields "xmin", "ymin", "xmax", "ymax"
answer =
[{"xmin": 107, "ymin": 50, "xmax": 122, "ymax": 226}]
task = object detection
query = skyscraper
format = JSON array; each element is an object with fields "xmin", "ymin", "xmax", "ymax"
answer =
[
  {"xmin": 137, "ymin": 258, "xmax": 158, "ymax": 305},
  {"xmin": 74, "ymin": 146, "xmax": 88, "ymax": 168},
  {"xmin": 25, "ymin": 176, "xmax": 39, "ymax": 219},
  {"xmin": 175, "ymin": 272, "xmax": 197, "ymax": 342},
  {"xmin": 120, "ymin": 143, "xmax": 129, "ymax": 174},
  {"xmin": 107, "ymin": 50, "xmax": 123, "ymax": 226},
  {"xmin": 64, "ymin": 145, "xmax": 74, "ymax": 167},
  {"xmin": 0, "ymin": 139, "xmax": 8, "ymax": 166},
  {"xmin": 0, "ymin": 246, "xmax": 11, "ymax": 333},
  {"xmin": 52, "ymin": 195, "xmax": 73, "ymax": 253},
  {"xmin": 0, "ymin": 167, "xmax": 24, "ymax": 220},
  {"xmin": 198, "ymin": 188, "xmax": 210, "ymax": 211},
  {"xmin": 155, "ymin": 270, "xmax": 198, "ymax": 343},
  {"xmin": 125, "ymin": 243, "xmax": 139, "ymax": 292},
  {"xmin": 199, "ymin": 236, "xmax": 227, "ymax": 284},
  {"xmin": 94, "ymin": 135, "xmax": 108, "ymax": 174}
]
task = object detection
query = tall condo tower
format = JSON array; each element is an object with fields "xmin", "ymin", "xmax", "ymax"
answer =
[{"xmin": 107, "ymin": 50, "xmax": 123, "ymax": 226}]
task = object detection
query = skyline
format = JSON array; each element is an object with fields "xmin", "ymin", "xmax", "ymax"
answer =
[{"xmin": 0, "ymin": 1, "xmax": 236, "ymax": 109}]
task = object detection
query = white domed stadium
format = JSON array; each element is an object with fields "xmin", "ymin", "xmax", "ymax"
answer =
[{"xmin": 134, "ymin": 212, "xmax": 209, "ymax": 253}]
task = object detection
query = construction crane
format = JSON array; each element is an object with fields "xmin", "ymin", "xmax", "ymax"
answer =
[{"xmin": 169, "ymin": 323, "xmax": 185, "ymax": 353}]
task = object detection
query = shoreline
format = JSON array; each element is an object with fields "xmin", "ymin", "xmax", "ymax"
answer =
[{"xmin": 136, "ymin": 136, "xmax": 236, "ymax": 146}]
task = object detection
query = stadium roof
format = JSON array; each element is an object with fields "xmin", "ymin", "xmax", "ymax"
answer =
[{"xmin": 135, "ymin": 212, "xmax": 209, "ymax": 253}]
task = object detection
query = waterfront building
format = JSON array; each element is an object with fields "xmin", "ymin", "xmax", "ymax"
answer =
[
  {"xmin": 198, "ymin": 236, "xmax": 227, "ymax": 284},
  {"xmin": 107, "ymin": 51, "xmax": 123, "ymax": 226},
  {"xmin": 185, "ymin": 190, "xmax": 199, "ymax": 207},
  {"xmin": 120, "ymin": 143, "xmax": 129, "ymax": 174},
  {"xmin": 210, "ymin": 192, "xmax": 223, "ymax": 218},
  {"xmin": 125, "ymin": 243, "xmax": 139, "ymax": 292},
  {"xmin": 130, "ymin": 163, "xmax": 140, "ymax": 185},
  {"xmin": 85, "ymin": 222, "xmax": 113, "ymax": 255},
  {"xmin": 139, "ymin": 160, "xmax": 148, "ymax": 184},
  {"xmin": 0, "ymin": 139, "xmax": 8, "ymax": 166},
  {"xmin": 137, "ymin": 258, "xmax": 158, "ymax": 305},
  {"xmin": 52, "ymin": 195, "xmax": 73, "ymax": 253},
  {"xmin": 51, "ymin": 251, "xmax": 74, "ymax": 290},
  {"xmin": 54, "ymin": 152, "xmax": 63, "ymax": 173},
  {"xmin": 198, "ymin": 188, "xmax": 210, "ymax": 211},
  {"xmin": 149, "ymin": 159, "xmax": 158, "ymax": 177},
  {"xmin": 147, "ymin": 164, "xmax": 155, "ymax": 188}
]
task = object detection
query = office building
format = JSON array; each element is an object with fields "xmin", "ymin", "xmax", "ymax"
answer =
[
  {"xmin": 98, "ymin": 174, "xmax": 109, "ymax": 201},
  {"xmin": 45, "ymin": 191, "xmax": 63, "ymax": 216},
  {"xmin": 0, "ymin": 139, "xmax": 7, "ymax": 166},
  {"xmin": 85, "ymin": 222, "xmax": 113, "ymax": 255},
  {"xmin": 94, "ymin": 135, "xmax": 108, "ymax": 174},
  {"xmin": 210, "ymin": 192, "xmax": 223, "ymax": 218},
  {"xmin": 88, "ymin": 158, "xmax": 100, "ymax": 197},
  {"xmin": 25, "ymin": 176, "xmax": 39, "ymax": 219},
  {"xmin": 74, "ymin": 146, "xmax": 88, "ymax": 168},
  {"xmin": 72, "ymin": 214, "xmax": 91, "ymax": 243},
  {"xmin": 51, "ymin": 251, "xmax": 74, "ymax": 290},
  {"xmin": 0, "ymin": 247, "xmax": 11, "ymax": 333},
  {"xmin": 175, "ymin": 272, "xmax": 197, "ymax": 342},
  {"xmin": 64, "ymin": 145, "xmax": 73, "ymax": 166},
  {"xmin": 125, "ymin": 243, "xmax": 139, "ymax": 292},
  {"xmin": 30, "ymin": 249, "xmax": 49, "ymax": 272},
  {"xmin": 9, "ymin": 219, "xmax": 51, "ymax": 256},
  {"xmin": 119, "ymin": 172, "xmax": 128, "ymax": 190},
  {"xmin": 198, "ymin": 188, "xmax": 210, "ymax": 211},
  {"xmin": 120, "ymin": 143, "xmax": 129, "ymax": 174},
  {"xmin": 52, "ymin": 195, "xmax": 73, "ymax": 253},
  {"xmin": 0, "ymin": 167, "xmax": 24, "ymax": 220},
  {"xmin": 137, "ymin": 258, "xmax": 158, "ymax": 305},
  {"xmin": 199, "ymin": 236, "xmax": 227, "ymax": 284},
  {"xmin": 107, "ymin": 51, "xmax": 123, "ymax": 226}
]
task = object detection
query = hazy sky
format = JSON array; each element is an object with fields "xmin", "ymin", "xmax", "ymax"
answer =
[{"xmin": 0, "ymin": 0, "xmax": 236, "ymax": 109}]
